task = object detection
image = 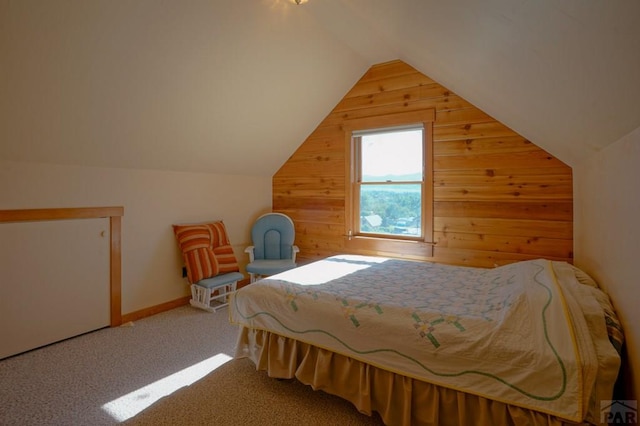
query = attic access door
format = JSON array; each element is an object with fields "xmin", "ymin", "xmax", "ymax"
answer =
[{"xmin": 0, "ymin": 207, "xmax": 123, "ymax": 359}]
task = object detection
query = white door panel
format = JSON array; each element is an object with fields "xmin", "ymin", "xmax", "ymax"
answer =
[{"xmin": 0, "ymin": 218, "xmax": 110, "ymax": 359}]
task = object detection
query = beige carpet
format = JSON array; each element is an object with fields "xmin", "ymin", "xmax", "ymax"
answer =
[
  {"xmin": 0, "ymin": 305, "xmax": 383, "ymax": 425},
  {"xmin": 125, "ymin": 357, "xmax": 383, "ymax": 426}
]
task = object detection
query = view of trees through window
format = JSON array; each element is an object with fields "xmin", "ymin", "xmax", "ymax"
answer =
[{"xmin": 358, "ymin": 128, "xmax": 423, "ymax": 237}]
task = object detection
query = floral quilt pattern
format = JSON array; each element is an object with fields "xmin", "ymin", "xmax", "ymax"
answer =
[{"xmin": 231, "ymin": 255, "xmax": 603, "ymax": 422}]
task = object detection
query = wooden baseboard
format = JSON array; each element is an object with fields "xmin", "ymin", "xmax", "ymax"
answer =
[
  {"xmin": 238, "ymin": 277, "xmax": 251, "ymax": 289},
  {"xmin": 121, "ymin": 296, "xmax": 191, "ymax": 324},
  {"xmin": 119, "ymin": 277, "xmax": 251, "ymax": 324}
]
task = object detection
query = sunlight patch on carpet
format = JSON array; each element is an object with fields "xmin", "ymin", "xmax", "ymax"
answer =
[{"xmin": 102, "ymin": 353, "xmax": 233, "ymax": 422}]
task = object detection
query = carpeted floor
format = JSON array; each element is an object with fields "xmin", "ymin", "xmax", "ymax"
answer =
[
  {"xmin": 0, "ymin": 305, "xmax": 383, "ymax": 425},
  {"xmin": 123, "ymin": 357, "xmax": 383, "ymax": 426}
]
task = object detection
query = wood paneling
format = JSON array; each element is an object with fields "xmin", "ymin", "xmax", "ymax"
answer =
[{"xmin": 273, "ymin": 60, "xmax": 573, "ymax": 267}]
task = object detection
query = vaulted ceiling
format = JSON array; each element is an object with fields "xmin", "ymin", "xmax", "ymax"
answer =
[{"xmin": 1, "ymin": 0, "xmax": 639, "ymax": 175}]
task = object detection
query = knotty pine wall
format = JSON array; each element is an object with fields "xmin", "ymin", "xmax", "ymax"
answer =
[{"xmin": 273, "ymin": 60, "xmax": 572, "ymax": 268}]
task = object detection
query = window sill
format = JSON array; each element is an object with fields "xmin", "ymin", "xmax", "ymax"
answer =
[{"xmin": 344, "ymin": 235, "xmax": 434, "ymax": 258}]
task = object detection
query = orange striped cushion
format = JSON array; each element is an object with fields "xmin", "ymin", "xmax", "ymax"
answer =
[
  {"xmin": 208, "ymin": 221, "xmax": 240, "ymax": 274},
  {"xmin": 173, "ymin": 221, "xmax": 239, "ymax": 284}
]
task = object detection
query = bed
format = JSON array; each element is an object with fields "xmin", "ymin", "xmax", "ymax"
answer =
[{"xmin": 229, "ymin": 255, "xmax": 623, "ymax": 426}]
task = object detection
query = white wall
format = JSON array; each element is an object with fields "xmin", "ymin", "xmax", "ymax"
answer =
[
  {"xmin": 574, "ymin": 125, "xmax": 640, "ymax": 398},
  {"xmin": 0, "ymin": 160, "xmax": 272, "ymax": 314}
]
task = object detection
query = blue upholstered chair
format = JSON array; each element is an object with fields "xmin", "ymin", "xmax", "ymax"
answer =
[{"xmin": 244, "ymin": 213, "xmax": 300, "ymax": 283}]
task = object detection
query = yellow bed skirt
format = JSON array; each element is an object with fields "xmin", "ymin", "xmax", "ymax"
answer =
[{"xmin": 236, "ymin": 326, "xmax": 585, "ymax": 426}]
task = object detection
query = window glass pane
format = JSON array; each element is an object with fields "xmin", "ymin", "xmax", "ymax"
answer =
[
  {"xmin": 360, "ymin": 184, "xmax": 422, "ymax": 237},
  {"xmin": 361, "ymin": 129, "xmax": 422, "ymax": 183}
]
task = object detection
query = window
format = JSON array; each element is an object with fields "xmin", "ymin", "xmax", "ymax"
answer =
[
  {"xmin": 356, "ymin": 126, "xmax": 424, "ymax": 238},
  {"xmin": 344, "ymin": 110, "xmax": 434, "ymax": 256}
]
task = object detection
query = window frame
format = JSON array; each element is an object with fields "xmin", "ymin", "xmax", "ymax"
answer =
[
  {"xmin": 354, "ymin": 126, "xmax": 425, "ymax": 240},
  {"xmin": 344, "ymin": 110, "xmax": 435, "ymax": 257}
]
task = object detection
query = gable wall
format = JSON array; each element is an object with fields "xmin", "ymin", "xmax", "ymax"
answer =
[{"xmin": 274, "ymin": 60, "xmax": 572, "ymax": 268}]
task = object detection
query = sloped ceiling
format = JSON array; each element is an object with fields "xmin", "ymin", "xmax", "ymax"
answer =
[{"xmin": 1, "ymin": 0, "xmax": 639, "ymax": 175}]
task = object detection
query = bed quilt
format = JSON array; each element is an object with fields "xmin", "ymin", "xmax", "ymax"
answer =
[{"xmin": 230, "ymin": 255, "xmax": 616, "ymax": 422}]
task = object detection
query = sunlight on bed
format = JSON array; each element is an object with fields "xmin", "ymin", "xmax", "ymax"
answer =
[
  {"xmin": 275, "ymin": 255, "xmax": 388, "ymax": 286},
  {"xmin": 101, "ymin": 352, "xmax": 232, "ymax": 422}
]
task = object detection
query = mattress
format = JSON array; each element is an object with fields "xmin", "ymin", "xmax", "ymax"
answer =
[{"xmin": 230, "ymin": 255, "xmax": 621, "ymax": 424}]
